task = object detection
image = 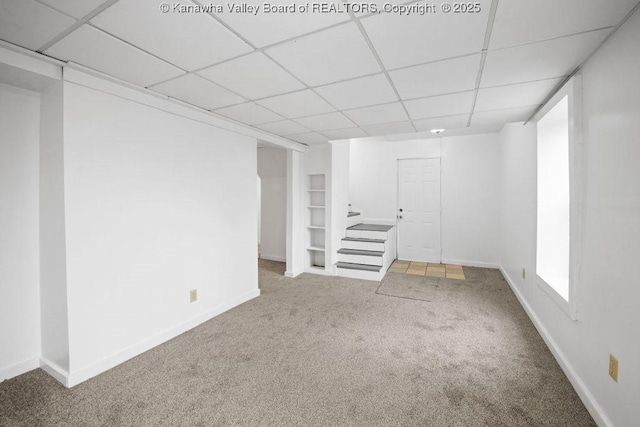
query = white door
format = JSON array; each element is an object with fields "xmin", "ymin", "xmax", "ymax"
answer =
[{"xmin": 397, "ymin": 158, "xmax": 441, "ymax": 262}]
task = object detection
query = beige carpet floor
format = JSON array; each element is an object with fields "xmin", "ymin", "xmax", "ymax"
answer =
[{"xmin": 0, "ymin": 260, "xmax": 595, "ymax": 426}]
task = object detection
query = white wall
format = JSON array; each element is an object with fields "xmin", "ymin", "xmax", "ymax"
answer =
[
  {"xmin": 330, "ymin": 140, "xmax": 350, "ymax": 269},
  {"xmin": 498, "ymin": 9, "xmax": 640, "ymax": 425},
  {"xmin": 286, "ymin": 150, "xmax": 305, "ymax": 277},
  {"xmin": 0, "ymin": 47, "xmax": 300, "ymax": 385},
  {"xmin": 257, "ymin": 176, "xmax": 261, "ymax": 244},
  {"xmin": 305, "ymin": 145, "xmax": 331, "ymax": 175},
  {"xmin": 440, "ymin": 135, "xmax": 500, "ymax": 265},
  {"xmin": 498, "ymin": 123, "xmax": 537, "ymax": 299},
  {"xmin": 257, "ymin": 147, "xmax": 286, "ymax": 262},
  {"xmin": 39, "ymin": 81, "xmax": 70, "ymax": 379},
  {"xmin": 60, "ymin": 82, "xmax": 259, "ymax": 384},
  {"xmin": 0, "ymin": 83, "xmax": 41, "ymax": 379},
  {"xmin": 350, "ymin": 134, "xmax": 500, "ymax": 266}
]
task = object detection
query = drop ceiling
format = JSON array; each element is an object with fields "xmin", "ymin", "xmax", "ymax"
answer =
[{"xmin": 1, "ymin": 0, "xmax": 638, "ymax": 145}]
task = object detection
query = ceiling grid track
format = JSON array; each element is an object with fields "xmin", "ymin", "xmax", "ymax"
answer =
[
  {"xmin": 347, "ymin": 4, "xmax": 417, "ymax": 133},
  {"xmin": 86, "ymin": 23, "xmax": 189, "ymax": 74},
  {"xmin": 36, "ymin": 0, "xmax": 121, "ymax": 52},
  {"xmin": 192, "ymin": 0, "xmax": 360, "ymax": 139},
  {"xmin": 263, "ymin": 47, "xmax": 363, "ymax": 132},
  {"xmin": 466, "ymin": 0, "xmax": 500, "ymax": 128}
]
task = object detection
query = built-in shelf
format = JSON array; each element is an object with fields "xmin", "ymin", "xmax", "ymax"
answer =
[{"xmin": 307, "ymin": 173, "xmax": 326, "ymax": 271}]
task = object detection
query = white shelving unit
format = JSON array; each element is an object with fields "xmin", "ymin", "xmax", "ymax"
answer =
[{"xmin": 306, "ymin": 174, "xmax": 326, "ymax": 271}]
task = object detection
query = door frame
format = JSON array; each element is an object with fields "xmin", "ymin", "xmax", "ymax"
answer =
[{"xmin": 396, "ymin": 157, "xmax": 442, "ymax": 262}]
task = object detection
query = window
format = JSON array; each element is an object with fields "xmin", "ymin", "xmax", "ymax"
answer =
[
  {"xmin": 537, "ymin": 96, "xmax": 570, "ymax": 299},
  {"xmin": 535, "ymin": 76, "xmax": 582, "ymax": 319}
]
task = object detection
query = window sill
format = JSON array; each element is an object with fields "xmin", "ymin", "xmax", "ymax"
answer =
[{"xmin": 536, "ymin": 274, "xmax": 578, "ymax": 320}]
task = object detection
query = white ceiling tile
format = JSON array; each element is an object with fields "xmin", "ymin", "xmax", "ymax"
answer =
[
  {"xmin": 471, "ymin": 106, "xmax": 537, "ymax": 126},
  {"xmin": 214, "ymin": 102, "xmax": 283, "ymax": 125},
  {"xmin": 217, "ymin": 1, "xmax": 349, "ymax": 48},
  {"xmin": 405, "ymin": 91, "xmax": 475, "ymax": 120},
  {"xmin": 45, "ymin": 25, "xmax": 184, "ymax": 87},
  {"xmin": 295, "ymin": 112, "xmax": 356, "ymax": 132},
  {"xmin": 287, "ymin": 132, "xmax": 328, "ymax": 145},
  {"xmin": 475, "ymin": 78, "xmax": 562, "ymax": 112},
  {"xmin": 255, "ymin": 120, "xmax": 310, "ymax": 135},
  {"xmin": 314, "ymin": 74, "xmax": 398, "ymax": 110},
  {"xmin": 321, "ymin": 127, "xmax": 368, "ymax": 140},
  {"xmin": 344, "ymin": 102, "xmax": 409, "ymax": 126},
  {"xmin": 266, "ymin": 23, "xmax": 381, "ymax": 86},
  {"xmin": 482, "ymin": 29, "xmax": 609, "ymax": 87},
  {"xmin": 38, "ymin": 0, "xmax": 106, "ymax": 19},
  {"xmin": 197, "ymin": 52, "xmax": 304, "ymax": 99},
  {"xmin": 390, "ymin": 55, "xmax": 481, "ymax": 99},
  {"xmin": 361, "ymin": 0, "xmax": 491, "ymax": 69},
  {"xmin": 150, "ymin": 74, "xmax": 245, "ymax": 110},
  {"xmin": 0, "ymin": 0, "xmax": 75, "ymax": 50},
  {"xmin": 361, "ymin": 121, "xmax": 415, "ymax": 137},
  {"xmin": 256, "ymin": 90, "xmax": 334, "ymax": 118},
  {"xmin": 413, "ymin": 114, "xmax": 470, "ymax": 132},
  {"xmin": 91, "ymin": 0, "xmax": 252, "ymax": 71},
  {"xmin": 490, "ymin": 0, "xmax": 637, "ymax": 49}
]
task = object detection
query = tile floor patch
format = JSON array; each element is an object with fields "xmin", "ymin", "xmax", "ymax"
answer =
[
  {"xmin": 409, "ymin": 261, "xmax": 428, "ymax": 267},
  {"xmin": 391, "ymin": 260, "xmax": 465, "ymax": 280}
]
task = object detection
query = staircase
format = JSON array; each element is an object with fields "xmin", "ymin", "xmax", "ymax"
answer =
[{"xmin": 336, "ymin": 213, "xmax": 396, "ymax": 281}]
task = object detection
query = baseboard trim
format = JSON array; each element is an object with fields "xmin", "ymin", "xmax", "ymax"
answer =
[
  {"xmin": 500, "ymin": 266, "xmax": 611, "ymax": 427},
  {"xmin": 304, "ymin": 267, "xmax": 335, "ymax": 276},
  {"xmin": 40, "ymin": 358, "xmax": 69, "ymax": 387},
  {"xmin": 65, "ymin": 288, "xmax": 260, "ymax": 388},
  {"xmin": 259, "ymin": 254, "xmax": 286, "ymax": 262},
  {"xmin": 0, "ymin": 357, "xmax": 40, "ymax": 381},
  {"xmin": 440, "ymin": 258, "xmax": 500, "ymax": 269},
  {"xmin": 285, "ymin": 268, "xmax": 304, "ymax": 278}
]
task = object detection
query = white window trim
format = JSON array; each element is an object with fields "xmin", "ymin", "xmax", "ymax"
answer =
[{"xmin": 533, "ymin": 75, "xmax": 583, "ymax": 321}]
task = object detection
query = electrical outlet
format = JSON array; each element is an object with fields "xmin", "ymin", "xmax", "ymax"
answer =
[
  {"xmin": 609, "ymin": 354, "xmax": 618, "ymax": 382},
  {"xmin": 190, "ymin": 289, "xmax": 198, "ymax": 303},
  {"xmin": 522, "ymin": 268, "xmax": 526, "ymax": 279}
]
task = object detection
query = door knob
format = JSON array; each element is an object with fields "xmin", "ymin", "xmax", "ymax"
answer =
[
  {"xmin": 399, "ymin": 208, "xmax": 403, "ymax": 212},
  {"xmin": 398, "ymin": 215, "xmax": 403, "ymax": 219}
]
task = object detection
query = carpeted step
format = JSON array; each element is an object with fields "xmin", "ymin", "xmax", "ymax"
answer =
[
  {"xmin": 347, "ymin": 211, "xmax": 362, "ymax": 227},
  {"xmin": 337, "ymin": 248, "xmax": 384, "ymax": 267},
  {"xmin": 341, "ymin": 236, "xmax": 386, "ymax": 251},
  {"xmin": 336, "ymin": 262, "xmax": 382, "ymax": 272},
  {"xmin": 342, "ymin": 237, "xmax": 385, "ymax": 243},
  {"xmin": 346, "ymin": 223, "xmax": 394, "ymax": 232},
  {"xmin": 346, "ymin": 223, "xmax": 394, "ymax": 240},
  {"xmin": 337, "ymin": 248, "xmax": 383, "ymax": 256}
]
